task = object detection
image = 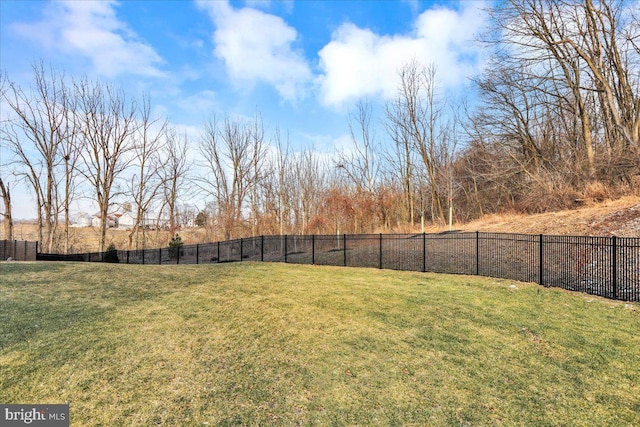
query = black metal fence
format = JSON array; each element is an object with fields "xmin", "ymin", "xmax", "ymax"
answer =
[
  {"xmin": 1, "ymin": 240, "xmax": 38, "ymax": 261},
  {"xmin": 36, "ymin": 232, "xmax": 640, "ymax": 302}
]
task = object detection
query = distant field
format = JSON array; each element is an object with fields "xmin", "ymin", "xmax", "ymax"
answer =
[
  {"xmin": 1, "ymin": 262, "xmax": 639, "ymax": 426},
  {"xmin": 2, "ymin": 222, "xmax": 203, "ymax": 253}
]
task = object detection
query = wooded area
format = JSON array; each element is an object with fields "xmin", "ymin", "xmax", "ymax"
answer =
[{"xmin": 1, "ymin": 0, "xmax": 638, "ymax": 253}]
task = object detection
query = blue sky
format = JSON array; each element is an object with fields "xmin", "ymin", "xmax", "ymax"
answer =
[{"xmin": 1, "ymin": 0, "xmax": 489, "ymax": 218}]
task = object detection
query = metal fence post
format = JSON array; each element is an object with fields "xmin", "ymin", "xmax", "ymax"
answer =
[
  {"xmin": 476, "ymin": 231, "xmax": 480, "ymax": 275},
  {"xmin": 240, "ymin": 238, "xmax": 243, "ymax": 262},
  {"xmin": 539, "ymin": 234, "xmax": 544, "ymax": 286},
  {"xmin": 379, "ymin": 233, "xmax": 383, "ymax": 269},
  {"xmin": 312, "ymin": 234, "xmax": 315, "ymax": 265},
  {"xmin": 159, "ymin": 248, "xmax": 162, "ymax": 265},
  {"xmin": 196, "ymin": 244, "xmax": 199, "ymax": 264},
  {"xmin": 217, "ymin": 241, "xmax": 220, "ymax": 263},
  {"xmin": 127, "ymin": 250, "xmax": 130, "ymax": 264},
  {"xmin": 612, "ymin": 235, "xmax": 617, "ymax": 300},
  {"xmin": 343, "ymin": 234, "xmax": 347, "ymax": 267},
  {"xmin": 284, "ymin": 235, "xmax": 288, "ymax": 263},
  {"xmin": 261, "ymin": 235, "xmax": 264, "ymax": 262},
  {"xmin": 422, "ymin": 232, "xmax": 426, "ymax": 272},
  {"xmin": 142, "ymin": 248, "xmax": 145, "ymax": 265}
]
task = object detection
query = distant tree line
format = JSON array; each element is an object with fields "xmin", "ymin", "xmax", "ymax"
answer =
[{"xmin": 1, "ymin": 0, "xmax": 638, "ymax": 252}]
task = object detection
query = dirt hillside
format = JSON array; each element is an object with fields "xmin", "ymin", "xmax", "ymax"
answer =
[{"xmin": 445, "ymin": 196, "xmax": 640, "ymax": 237}]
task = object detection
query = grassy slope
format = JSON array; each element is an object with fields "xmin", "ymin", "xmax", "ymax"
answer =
[{"xmin": 1, "ymin": 262, "xmax": 639, "ymax": 426}]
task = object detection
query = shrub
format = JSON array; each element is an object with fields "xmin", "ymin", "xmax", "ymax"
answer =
[
  {"xmin": 195, "ymin": 211, "xmax": 208, "ymax": 227},
  {"xmin": 104, "ymin": 242, "xmax": 119, "ymax": 263},
  {"xmin": 169, "ymin": 234, "xmax": 183, "ymax": 259}
]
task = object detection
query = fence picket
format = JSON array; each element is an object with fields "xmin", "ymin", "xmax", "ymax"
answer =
[
  {"xmin": 539, "ymin": 234, "xmax": 544, "ymax": 286},
  {"xmin": 612, "ymin": 236, "xmax": 617, "ymax": 300},
  {"xmin": 476, "ymin": 231, "xmax": 480, "ymax": 276}
]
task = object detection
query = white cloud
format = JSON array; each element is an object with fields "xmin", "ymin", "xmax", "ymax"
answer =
[
  {"xmin": 11, "ymin": 0, "xmax": 164, "ymax": 78},
  {"xmin": 175, "ymin": 90, "xmax": 218, "ymax": 116},
  {"xmin": 196, "ymin": 0, "xmax": 311, "ymax": 101},
  {"xmin": 243, "ymin": 0, "xmax": 295, "ymax": 14},
  {"xmin": 243, "ymin": 0, "xmax": 273, "ymax": 10},
  {"xmin": 317, "ymin": 3, "xmax": 488, "ymax": 108}
]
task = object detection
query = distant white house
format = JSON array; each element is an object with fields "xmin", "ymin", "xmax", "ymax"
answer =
[
  {"xmin": 111, "ymin": 211, "xmax": 172, "ymax": 230},
  {"xmin": 73, "ymin": 212, "xmax": 92, "ymax": 227},
  {"xmin": 91, "ymin": 214, "xmax": 118, "ymax": 228},
  {"xmin": 118, "ymin": 212, "xmax": 136, "ymax": 229},
  {"xmin": 71, "ymin": 210, "xmax": 174, "ymax": 229}
]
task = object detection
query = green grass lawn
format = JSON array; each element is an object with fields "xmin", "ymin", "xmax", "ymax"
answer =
[{"xmin": 1, "ymin": 262, "xmax": 639, "ymax": 426}]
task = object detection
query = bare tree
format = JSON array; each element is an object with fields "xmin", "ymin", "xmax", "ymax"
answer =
[
  {"xmin": 0, "ymin": 75, "xmax": 12, "ymax": 241},
  {"xmin": 161, "ymin": 127, "xmax": 191, "ymax": 238},
  {"xmin": 459, "ymin": 0, "xmax": 640, "ymax": 216},
  {"xmin": 385, "ymin": 102, "xmax": 416, "ymax": 226},
  {"xmin": 272, "ymin": 129, "xmax": 292, "ymax": 235},
  {"xmin": 248, "ymin": 114, "xmax": 267, "ymax": 237},
  {"xmin": 0, "ymin": 63, "xmax": 74, "ymax": 251},
  {"xmin": 198, "ymin": 116, "xmax": 265, "ymax": 239},
  {"xmin": 291, "ymin": 148, "xmax": 328, "ymax": 234},
  {"xmin": 386, "ymin": 61, "xmax": 455, "ymax": 225},
  {"xmin": 58, "ymin": 80, "xmax": 82, "ymax": 253},
  {"xmin": 127, "ymin": 94, "xmax": 167, "ymax": 249},
  {"xmin": 0, "ymin": 177, "xmax": 12, "ymax": 241},
  {"xmin": 486, "ymin": 0, "xmax": 640, "ymax": 182},
  {"xmin": 76, "ymin": 77, "xmax": 138, "ymax": 251},
  {"xmin": 580, "ymin": 0, "xmax": 639, "ymax": 154},
  {"xmin": 336, "ymin": 100, "xmax": 380, "ymax": 194}
]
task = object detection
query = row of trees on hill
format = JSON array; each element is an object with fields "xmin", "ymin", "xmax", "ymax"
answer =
[
  {"xmin": 1, "ymin": 0, "xmax": 638, "ymax": 252},
  {"xmin": 463, "ymin": 0, "xmax": 640, "ymax": 216}
]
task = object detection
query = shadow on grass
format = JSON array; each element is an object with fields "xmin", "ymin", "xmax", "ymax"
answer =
[
  {"xmin": 0, "ymin": 299, "xmax": 108, "ymax": 349},
  {"xmin": 0, "ymin": 261, "xmax": 66, "ymax": 275}
]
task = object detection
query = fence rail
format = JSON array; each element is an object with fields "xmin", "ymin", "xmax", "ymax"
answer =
[
  {"xmin": 35, "ymin": 232, "xmax": 640, "ymax": 302},
  {"xmin": 0, "ymin": 240, "xmax": 38, "ymax": 261}
]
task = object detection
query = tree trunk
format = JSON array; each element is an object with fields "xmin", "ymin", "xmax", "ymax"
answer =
[{"xmin": 0, "ymin": 178, "xmax": 13, "ymax": 241}]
